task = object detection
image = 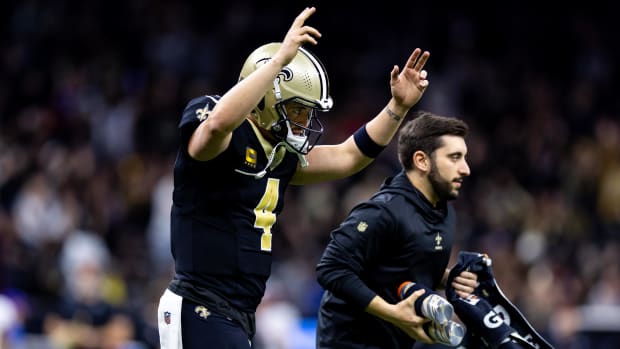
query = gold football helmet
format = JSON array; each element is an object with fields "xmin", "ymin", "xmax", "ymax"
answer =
[{"xmin": 239, "ymin": 43, "xmax": 333, "ymax": 154}]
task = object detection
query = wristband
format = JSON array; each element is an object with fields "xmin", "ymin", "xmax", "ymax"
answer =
[{"xmin": 353, "ymin": 125, "xmax": 386, "ymax": 158}]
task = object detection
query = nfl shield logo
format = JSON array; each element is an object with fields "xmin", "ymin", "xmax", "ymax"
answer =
[{"xmin": 164, "ymin": 311, "xmax": 171, "ymax": 325}]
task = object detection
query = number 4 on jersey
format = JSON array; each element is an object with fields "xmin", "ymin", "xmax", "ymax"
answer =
[{"xmin": 253, "ymin": 178, "xmax": 279, "ymax": 251}]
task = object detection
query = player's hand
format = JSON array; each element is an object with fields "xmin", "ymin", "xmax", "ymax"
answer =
[
  {"xmin": 451, "ymin": 270, "xmax": 478, "ymax": 299},
  {"xmin": 273, "ymin": 7, "xmax": 321, "ymax": 67},
  {"xmin": 389, "ymin": 48, "xmax": 430, "ymax": 110},
  {"xmin": 393, "ymin": 289, "xmax": 434, "ymax": 343}
]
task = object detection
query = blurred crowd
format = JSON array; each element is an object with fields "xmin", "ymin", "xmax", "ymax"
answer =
[{"xmin": 1, "ymin": 1, "xmax": 619, "ymax": 349}]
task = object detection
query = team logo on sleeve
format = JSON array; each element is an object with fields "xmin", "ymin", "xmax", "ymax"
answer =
[
  {"xmin": 245, "ymin": 147, "xmax": 257, "ymax": 168},
  {"xmin": 357, "ymin": 221, "xmax": 368, "ymax": 232},
  {"xmin": 195, "ymin": 106, "xmax": 210, "ymax": 121}
]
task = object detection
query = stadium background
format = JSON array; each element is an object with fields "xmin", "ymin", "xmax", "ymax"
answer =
[{"xmin": 1, "ymin": 1, "xmax": 619, "ymax": 348}]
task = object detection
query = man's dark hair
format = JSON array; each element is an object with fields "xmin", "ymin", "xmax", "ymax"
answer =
[{"xmin": 397, "ymin": 111, "xmax": 469, "ymax": 170}]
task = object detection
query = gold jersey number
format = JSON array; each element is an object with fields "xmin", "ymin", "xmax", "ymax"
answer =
[{"xmin": 254, "ymin": 178, "xmax": 279, "ymax": 251}]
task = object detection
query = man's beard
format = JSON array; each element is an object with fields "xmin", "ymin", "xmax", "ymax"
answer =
[{"xmin": 428, "ymin": 160, "xmax": 459, "ymax": 201}]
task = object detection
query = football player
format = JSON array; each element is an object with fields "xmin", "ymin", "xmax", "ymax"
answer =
[{"xmin": 157, "ymin": 6, "xmax": 431, "ymax": 349}]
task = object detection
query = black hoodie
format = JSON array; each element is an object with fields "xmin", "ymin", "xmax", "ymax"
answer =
[{"xmin": 316, "ymin": 170, "xmax": 456, "ymax": 349}]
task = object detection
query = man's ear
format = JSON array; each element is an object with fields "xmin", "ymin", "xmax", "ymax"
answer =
[{"xmin": 413, "ymin": 150, "xmax": 430, "ymax": 172}]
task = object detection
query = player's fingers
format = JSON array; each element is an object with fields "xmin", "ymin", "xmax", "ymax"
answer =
[
  {"xmin": 294, "ymin": 7, "xmax": 316, "ymax": 26},
  {"xmin": 405, "ymin": 288, "xmax": 426, "ymax": 303},
  {"xmin": 405, "ymin": 48, "xmax": 421, "ymax": 69},
  {"xmin": 452, "ymin": 278, "xmax": 476, "ymax": 294},
  {"xmin": 301, "ymin": 26, "xmax": 322, "ymax": 40},
  {"xmin": 455, "ymin": 274, "xmax": 478, "ymax": 287},
  {"xmin": 301, "ymin": 33, "xmax": 319, "ymax": 45},
  {"xmin": 390, "ymin": 65, "xmax": 399, "ymax": 81},
  {"xmin": 414, "ymin": 70, "xmax": 429, "ymax": 91},
  {"xmin": 461, "ymin": 270, "xmax": 478, "ymax": 281},
  {"xmin": 413, "ymin": 51, "xmax": 430, "ymax": 71},
  {"xmin": 455, "ymin": 289, "xmax": 472, "ymax": 299}
]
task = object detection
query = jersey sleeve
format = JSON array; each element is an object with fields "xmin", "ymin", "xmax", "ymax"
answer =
[
  {"xmin": 178, "ymin": 95, "xmax": 220, "ymax": 149},
  {"xmin": 316, "ymin": 201, "xmax": 396, "ymax": 309}
]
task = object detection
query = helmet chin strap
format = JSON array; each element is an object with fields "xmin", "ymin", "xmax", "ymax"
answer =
[
  {"xmin": 235, "ymin": 141, "xmax": 286, "ymax": 179},
  {"xmin": 234, "ymin": 140, "xmax": 308, "ymax": 179}
]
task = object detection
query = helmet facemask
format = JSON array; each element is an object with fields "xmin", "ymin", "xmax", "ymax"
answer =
[{"xmin": 271, "ymin": 97, "xmax": 325, "ymax": 155}]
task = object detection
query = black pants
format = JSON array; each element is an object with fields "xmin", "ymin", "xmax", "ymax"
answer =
[{"xmin": 181, "ymin": 298, "xmax": 253, "ymax": 349}]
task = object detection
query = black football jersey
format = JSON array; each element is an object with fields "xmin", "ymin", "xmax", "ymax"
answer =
[{"xmin": 170, "ymin": 95, "xmax": 299, "ymax": 312}]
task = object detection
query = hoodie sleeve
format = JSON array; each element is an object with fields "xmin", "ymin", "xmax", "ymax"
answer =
[{"xmin": 316, "ymin": 201, "xmax": 396, "ymax": 309}]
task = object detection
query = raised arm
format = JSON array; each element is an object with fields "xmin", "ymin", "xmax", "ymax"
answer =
[
  {"xmin": 292, "ymin": 48, "xmax": 430, "ymax": 185},
  {"xmin": 188, "ymin": 7, "xmax": 321, "ymax": 161},
  {"xmin": 369, "ymin": 48, "xmax": 430, "ymax": 146}
]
